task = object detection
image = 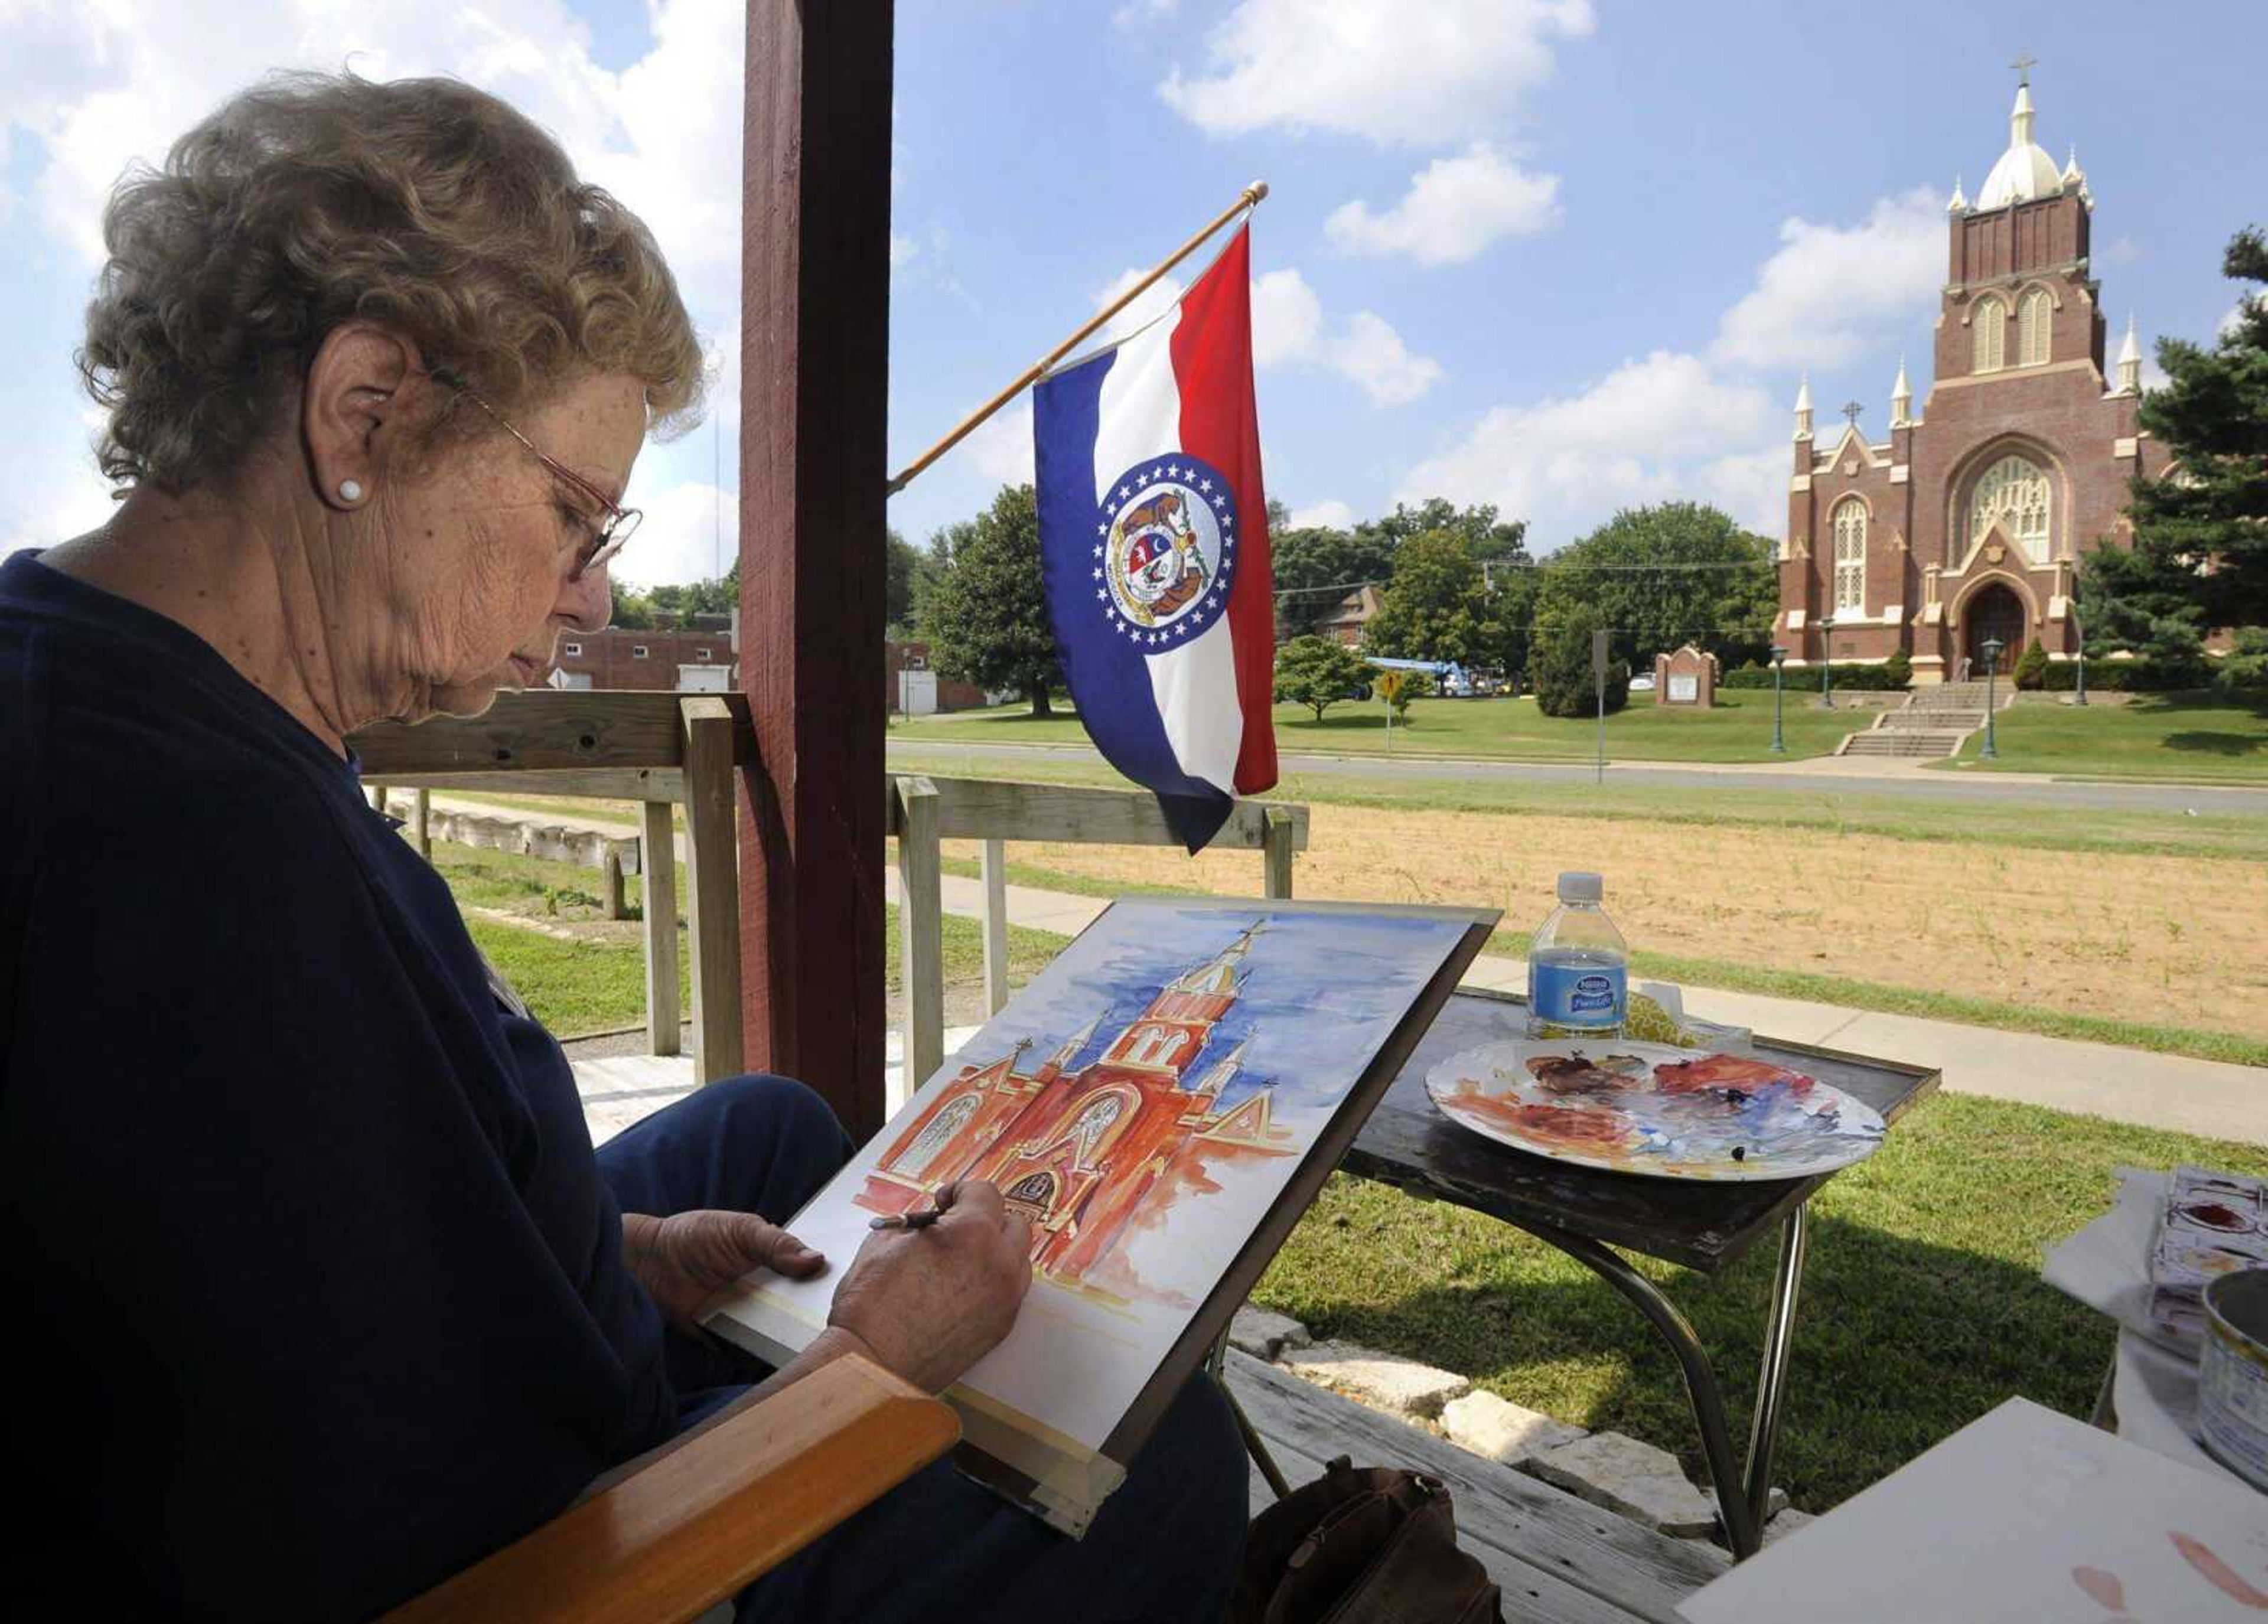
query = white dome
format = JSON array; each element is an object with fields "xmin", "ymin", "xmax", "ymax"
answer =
[
  {"xmin": 1978, "ymin": 142, "xmax": 2063, "ymax": 208},
  {"xmin": 1974, "ymin": 82, "xmax": 2065, "ymax": 211}
]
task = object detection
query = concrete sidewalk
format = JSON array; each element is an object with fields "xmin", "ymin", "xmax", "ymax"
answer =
[{"xmin": 884, "ymin": 869, "xmax": 2267, "ymax": 1144}]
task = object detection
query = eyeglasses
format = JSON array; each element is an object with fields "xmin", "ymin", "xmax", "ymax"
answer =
[{"xmin": 436, "ymin": 373, "xmax": 641, "ymax": 579}]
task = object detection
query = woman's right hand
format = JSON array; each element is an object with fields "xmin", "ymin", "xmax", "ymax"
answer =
[{"xmin": 825, "ymin": 1181, "xmax": 1033, "ymax": 1393}]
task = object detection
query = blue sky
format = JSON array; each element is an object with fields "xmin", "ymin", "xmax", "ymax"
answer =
[{"xmin": 4, "ymin": 1, "xmax": 2262, "ymax": 582}]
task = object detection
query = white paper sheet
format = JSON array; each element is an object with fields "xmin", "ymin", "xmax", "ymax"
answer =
[
  {"xmin": 1679, "ymin": 1398, "xmax": 2268, "ymax": 1623},
  {"xmin": 708, "ymin": 900, "xmax": 1471, "ymax": 1456}
]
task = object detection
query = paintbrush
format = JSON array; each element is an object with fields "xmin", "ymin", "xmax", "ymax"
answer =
[{"xmin": 869, "ymin": 1186, "xmax": 956, "ymax": 1231}]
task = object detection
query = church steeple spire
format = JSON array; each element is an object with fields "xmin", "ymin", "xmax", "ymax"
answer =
[
  {"xmin": 1045, "ymin": 1015, "xmax": 1100, "ymax": 1073},
  {"xmin": 1791, "ymin": 374, "xmax": 1813, "ymax": 441},
  {"xmin": 2114, "ymin": 315, "xmax": 2142, "ymax": 396},
  {"xmin": 1890, "ymin": 356, "xmax": 1912, "ymax": 428}
]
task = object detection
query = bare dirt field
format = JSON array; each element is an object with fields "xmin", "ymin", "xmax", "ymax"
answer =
[{"xmin": 972, "ymin": 804, "xmax": 2268, "ymax": 1039}]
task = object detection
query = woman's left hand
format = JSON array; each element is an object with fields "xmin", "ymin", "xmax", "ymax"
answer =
[{"xmin": 620, "ymin": 1210, "xmax": 827, "ymax": 1332}]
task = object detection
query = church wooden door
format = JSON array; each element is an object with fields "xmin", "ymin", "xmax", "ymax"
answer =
[{"xmin": 1964, "ymin": 584, "xmax": 2026, "ymax": 675}]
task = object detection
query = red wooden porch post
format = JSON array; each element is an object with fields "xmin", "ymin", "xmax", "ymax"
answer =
[{"xmin": 739, "ymin": 1, "xmax": 895, "ymax": 1142}]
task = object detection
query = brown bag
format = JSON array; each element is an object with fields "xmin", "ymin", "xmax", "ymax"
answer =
[{"xmin": 1231, "ymin": 1456, "xmax": 1503, "ymax": 1624}]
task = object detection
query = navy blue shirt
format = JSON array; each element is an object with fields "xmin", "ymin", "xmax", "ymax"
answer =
[{"xmin": 0, "ymin": 552, "xmax": 674, "ymax": 1619}]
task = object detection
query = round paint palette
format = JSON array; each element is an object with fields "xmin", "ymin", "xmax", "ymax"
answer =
[{"xmin": 1426, "ymin": 1038, "xmax": 1887, "ymax": 1182}]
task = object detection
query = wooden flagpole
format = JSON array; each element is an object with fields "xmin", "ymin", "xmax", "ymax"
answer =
[{"xmin": 884, "ymin": 180, "xmax": 1268, "ymax": 496}]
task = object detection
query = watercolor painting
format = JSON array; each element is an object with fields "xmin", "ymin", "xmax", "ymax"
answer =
[
  {"xmin": 712, "ymin": 899, "xmax": 1474, "ymax": 1455},
  {"xmin": 1426, "ymin": 1037, "xmax": 1885, "ymax": 1181}
]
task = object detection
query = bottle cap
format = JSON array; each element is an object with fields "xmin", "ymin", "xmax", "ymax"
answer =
[{"xmin": 1556, "ymin": 871, "xmax": 1604, "ymax": 904}]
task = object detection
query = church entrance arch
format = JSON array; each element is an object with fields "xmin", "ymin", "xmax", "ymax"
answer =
[
  {"xmin": 1963, "ymin": 583, "xmax": 2026, "ymax": 676},
  {"xmin": 1002, "ymin": 1170, "xmax": 1058, "ymax": 1222}
]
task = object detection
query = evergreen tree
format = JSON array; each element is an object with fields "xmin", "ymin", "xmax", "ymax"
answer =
[
  {"xmin": 2014, "ymin": 637, "xmax": 2049, "ymax": 691},
  {"xmin": 915, "ymin": 485, "xmax": 1061, "ymax": 715},
  {"xmin": 1532, "ymin": 502, "xmax": 1778, "ymax": 672},
  {"xmin": 884, "ymin": 527, "xmax": 936, "ymax": 636},
  {"xmin": 2085, "ymin": 228, "xmax": 2268, "ymax": 652},
  {"xmin": 1530, "ymin": 602, "xmax": 1630, "ymax": 719}
]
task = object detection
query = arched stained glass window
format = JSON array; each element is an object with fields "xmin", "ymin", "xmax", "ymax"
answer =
[
  {"xmin": 1067, "ymin": 1094, "xmax": 1125, "ymax": 1163},
  {"xmin": 2016, "ymin": 288, "xmax": 2052, "ymax": 367},
  {"xmin": 1832, "ymin": 500, "xmax": 1866, "ymax": 614},
  {"xmin": 901, "ymin": 1094, "xmax": 977, "ymax": 1178},
  {"xmin": 1968, "ymin": 455, "xmax": 2054, "ymax": 563},
  {"xmin": 1973, "ymin": 296, "xmax": 2006, "ymax": 374}
]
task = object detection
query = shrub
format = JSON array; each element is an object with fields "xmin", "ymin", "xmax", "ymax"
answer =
[
  {"xmin": 1531, "ymin": 606, "xmax": 1630, "ymax": 718},
  {"xmin": 2014, "ymin": 638, "xmax": 2049, "ymax": 690},
  {"xmin": 2042, "ymin": 653, "xmax": 2220, "ymax": 692},
  {"xmin": 1722, "ymin": 662, "xmax": 1906, "ymax": 692},
  {"xmin": 1884, "ymin": 647, "xmax": 1912, "ymax": 687},
  {"xmin": 2216, "ymin": 628, "xmax": 2268, "ymax": 696}
]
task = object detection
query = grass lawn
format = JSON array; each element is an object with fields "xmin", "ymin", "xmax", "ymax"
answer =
[
  {"xmin": 440, "ymin": 855, "xmax": 2260, "ymax": 1515},
  {"xmin": 1937, "ymin": 690, "xmax": 2268, "ymax": 784},
  {"xmin": 888, "ymin": 746, "xmax": 2268, "ymax": 865},
  {"xmin": 431, "ymin": 842, "xmax": 1064, "ymax": 1037},
  {"xmin": 1258, "ymin": 1094, "xmax": 2268, "ymax": 1512},
  {"xmin": 896, "ymin": 690, "xmax": 1860, "ymax": 764}
]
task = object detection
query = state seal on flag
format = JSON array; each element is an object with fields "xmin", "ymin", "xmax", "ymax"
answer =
[{"xmin": 1093, "ymin": 454, "xmax": 1239, "ymax": 646}]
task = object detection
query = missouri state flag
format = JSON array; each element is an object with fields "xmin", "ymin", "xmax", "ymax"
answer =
[{"xmin": 1033, "ymin": 225, "xmax": 1277, "ymax": 853}]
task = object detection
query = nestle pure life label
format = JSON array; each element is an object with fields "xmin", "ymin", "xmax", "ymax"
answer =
[{"xmin": 1529, "ymin": 953, "xmax": 1627, "ymax": 1032}]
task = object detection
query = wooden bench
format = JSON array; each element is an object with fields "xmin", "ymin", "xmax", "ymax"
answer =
[{"xmin": 1226, "ymin": 1351, "xmax": 1727, "ymax": 1623}]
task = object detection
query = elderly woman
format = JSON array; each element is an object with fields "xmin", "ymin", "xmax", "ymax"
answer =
[{"xmin": 0, "ymin": 73, "xmax": 1245, "ymax": 1622}]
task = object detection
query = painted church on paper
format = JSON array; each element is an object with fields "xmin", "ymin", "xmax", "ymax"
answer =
[
  {"xmin": 858, "ymin": 924, "xmax": 1291, "ymax": 1304},
  {"xmin": 1777, "ymin": 70, "xmax": 2172, "ymax": 679}
]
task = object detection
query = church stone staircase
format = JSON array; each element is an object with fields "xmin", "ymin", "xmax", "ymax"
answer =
[{"xmin": 1836, "ymin": 680, "xmax": 1998, "ymax": 759}]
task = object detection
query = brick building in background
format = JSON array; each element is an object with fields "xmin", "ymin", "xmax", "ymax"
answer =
[
  {"xmin": 1777, "ymin": 73, "xmax": 2171, "ymax": 679},
  {"xmin": 547, "ymin": 616, "xmax": 735, "ymax": 692}
]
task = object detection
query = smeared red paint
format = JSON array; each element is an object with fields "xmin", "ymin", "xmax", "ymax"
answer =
[
  {"xmin": 2181, "ymin": 1201, "xmax": 2251, "ymax": 1233},
  {"xmin": 2172, "ymin": 1531, "xmax": 2268, "ymax": 1609},
  {"xmin": 1446, "ymin": 1087, "xmax": 1637, "ymax": 1157},
  {"xmin": 2071, "ymin": 1566, "xmax": 2126, "ymax": 1612},
  {"xmin": 1652, "ymin": 1054, "xmax": 1816, "ymax": 1098}
]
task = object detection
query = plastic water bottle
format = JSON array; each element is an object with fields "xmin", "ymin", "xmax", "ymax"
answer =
[{"xmin": 1526, "ymin": 873, "xmax": 1628, "ymax": 1041}]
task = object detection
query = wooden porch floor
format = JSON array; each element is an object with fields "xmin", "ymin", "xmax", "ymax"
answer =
[{"xmin": 570, "ymin": 1055, "xmax": 1726, "ymax": 1622}]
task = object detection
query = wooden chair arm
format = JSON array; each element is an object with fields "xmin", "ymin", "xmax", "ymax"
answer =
[{"xmin": 383, "ymin": 1355, "xmax": 958, "ymax": 1624}]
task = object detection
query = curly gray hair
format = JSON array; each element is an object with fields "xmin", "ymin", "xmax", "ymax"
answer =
[{"xmin": 77, "ymin": 70, "xmax": 706, "ymax": 493}]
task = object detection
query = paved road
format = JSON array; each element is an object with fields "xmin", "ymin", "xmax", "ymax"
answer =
[{"xmin": 887, "ymin": 737, "xmax": 2268, "ymax": 815}]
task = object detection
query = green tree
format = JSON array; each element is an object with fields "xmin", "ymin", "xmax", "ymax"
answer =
[
  {"xmin": 1271, "ymin": 635, "xmax": 1375, "ymax": 722},
  {"xmin": 1530, "ymin": 602, "xmax": 1630, "ymax": 719},
  {"xmin": 610, "ymin": 582, "xmax": 657, "ymax": 629},
  {"xmin": 1357, "ymin": 498, "xmax": 1528, "ymax": 563},
  {"xmin": 1363, "ymin": 531, "xmax": 1509, "ymax": 667},
  {"xmin": 1884, "ymin": 646, "xmax": 1913, "ymax": 688},
  {"xmin": 1270, "ymin": 524, "xmax": 1396, "ymax": 637},
  {"xmin": 2013, "ymin": 637, "xmax": 2049, "ymax": 690},
  {"xmin": 915, "ymin": 484, "xmax": 1061, "ymax": 715},
  {"xmin": 1377, "ymin": 667, "xmax": 1433, "ymax": 720},
  {"xmin": 1532, "ymin": 503, "xmax": 1778, "ymax": 672},
  {"xmin": 885, "ymin": 527, "xmax": 944, "ymax": 636},
  {"xmin": 2085, "ymin": 227, "xmax": 2268, "ymax": 655}
]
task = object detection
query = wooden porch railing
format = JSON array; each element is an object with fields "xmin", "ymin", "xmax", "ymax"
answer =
[
  {"xmin": 350, "ymin": 691, "xmax": 750, "ymax": 1085},
  {"xmin": 884, "ymin": 775, "xmax": 1308, "ymax": 1110}
]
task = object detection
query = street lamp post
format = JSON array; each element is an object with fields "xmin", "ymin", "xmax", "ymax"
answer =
[
  {"xmin": 1981, "ymin": 636, "xmax": 2005, "ymax": 759},
  {"xmin": 1819, "ymin": 618, "xmax": 1836, "ymax": 709},
  {"xmin": 1769, "ymin": 644, "xmax": 1788, "ymax": 754},
  {"xmin": 2073, "ymin": 612, "xmax": 2088, "ymax": 707}
]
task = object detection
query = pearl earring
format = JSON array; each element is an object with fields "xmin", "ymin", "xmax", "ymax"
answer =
[{"xmin": 338, "ymin": 479, "xmax": 365, "ymax": 503}]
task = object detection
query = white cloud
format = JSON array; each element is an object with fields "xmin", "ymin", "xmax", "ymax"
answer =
[
  {"xmin": 1399, "ymin": 350, "xmax": 1775, "ymax": 544},
  {"xmin": 1113, "ymin": 0, "xmax": 1179, "ymax": 28},
  {"xmin": 1089, "ymin": 263, "xmax": 1441, "ymax": 406},
  {"xmin": 1287, "ymin": 499, "xmax": 1355, "ymax": 530},
  {"xmin": 2221, "ymin": 295, "xmax": 2261, "ymax": 339},
  {"xmin": 1160, "ymin": 0, "xmax": 1594, "ymax": 145},
  {"xmin": 9, "ymin": 0, "xmax": 745, "ymax": 322},
  {"xmin": 615, "ymin": 478, "xmax": 738, "ymax": 590},
  {"xmin": 1090, "ymin": 267, "xmax": 1187, "ymax": 345},
  {"xmin": 1710, "ymin": 187, "xmax": 1945, "ymax": 370},
  {"xmin": 1251, "ymin": 266, "xmax": 1324, "ymax": 366},
  {"xmin": 890, "ymin": 232, "xmax": 918, "ymax": 268},
  {"xmin": 964, "ymin": 400, "xmax": 1036, "ymax": 486},
  {"xmin": 1325, "ymin": 143, "xmax": 1561, "ymax": 265},
  {"xmin": 1327, "ymin": 311, "xmax": 1443, "ymax": 406}
]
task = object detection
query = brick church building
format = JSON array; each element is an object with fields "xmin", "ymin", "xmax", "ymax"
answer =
[
  {"xmin": 1777, "ymin": 71, "xmax": 2170, "ymax": 679},
  {"xmin": 855, "ymin": 923, "xmax": 1291, "ymax": 1304}
]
